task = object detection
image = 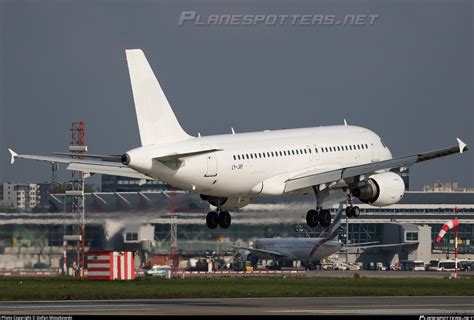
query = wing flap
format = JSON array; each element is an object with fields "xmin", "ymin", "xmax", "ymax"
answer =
[{"xmin": 236, "ymin": 247, "xmax": 286, "ymax": 257}]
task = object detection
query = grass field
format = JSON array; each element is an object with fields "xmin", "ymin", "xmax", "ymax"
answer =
[{"xmin": 0, "ymin": 276, "xmax": 473, "ymax": 300}]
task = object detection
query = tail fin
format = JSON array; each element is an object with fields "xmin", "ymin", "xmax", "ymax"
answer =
[
  {"xmin": 126, "ymin": 49, "xmax": 191, "ymax": 146},
  {"xmin": 325, "ymin": 203, "xmax": 344, "ymax": 240}
]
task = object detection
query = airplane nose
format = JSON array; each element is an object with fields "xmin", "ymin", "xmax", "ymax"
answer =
[{"xmin": 121, "ymin": 153, "xmax": 130, "ymax": 165}]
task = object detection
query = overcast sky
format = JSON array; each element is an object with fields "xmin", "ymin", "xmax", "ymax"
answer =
[{"xmin": 0, "ymin": 0, "xmax": 472, "ymax": 190}]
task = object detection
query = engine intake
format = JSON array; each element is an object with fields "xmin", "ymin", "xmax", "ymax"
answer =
[
  {"xmin": 353, "ymin": 172, "xmax": 405, "ymax": 207},
  {"xmin": 121, "ymin": 153, "xmax": 131, "ymax": 165}
]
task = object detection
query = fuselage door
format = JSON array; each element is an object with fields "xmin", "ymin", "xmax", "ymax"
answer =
[
  {"xmin": 203, "ymin": 144, "xmax": 218, "ymax": 177},
  {"xmin": 363, "ymin": 132, "xmax": 379, "ymax": 162}
]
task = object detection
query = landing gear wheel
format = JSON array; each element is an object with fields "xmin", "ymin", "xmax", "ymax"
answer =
[
  {"xmin": 319, "ymin": 210, "xmax": 331, "ymax": 227},
  {"xmin": 306, "ymin": 209, "xmax": 319, "ymax": 227},
  {"xmin": 218, "ymin": 211, "xmax": 231, "ymax": 229},
  {"xmin": 206, "ymin": 211, "xmax": 219, "ymax": 229},
  {"xmin": 345, "ymin": 207, "xmax": 353, "ymax": 218},
  {"xmin": 351, "ymin": 206, "xmax": 360, "ymax": 218}
]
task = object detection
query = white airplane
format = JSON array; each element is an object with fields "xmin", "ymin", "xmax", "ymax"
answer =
[{"xmin": 9, "ymin": 49, "xmax": 469, "ymax": 229}]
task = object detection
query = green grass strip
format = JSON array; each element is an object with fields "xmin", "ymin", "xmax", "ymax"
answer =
[{"xmin": 1, "ymin": 276, "xmax": 473, "ymax": 301}]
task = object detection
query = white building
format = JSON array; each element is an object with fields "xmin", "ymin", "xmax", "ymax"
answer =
[{"xmin": 2, "ymin": 182, "xmax": 40, "ymax": 210}]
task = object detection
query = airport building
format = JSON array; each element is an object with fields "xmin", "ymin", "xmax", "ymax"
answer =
[
  {"xmin": 0, "ymin": 183, "xmax": 472, "ymax": 271},
  {"xmin": 101, "ymin": 175, "xmax": 171, "ymax": 193}
]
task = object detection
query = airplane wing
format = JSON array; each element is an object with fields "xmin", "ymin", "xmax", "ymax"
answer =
[
  {"xmin": 8, "ymin": 149, "xmax": 151, "ymax": 180},
  {"xmin": 285, "ymin": 138, "xmax": 468, "ymax": 192},
  {"xmin": 235, "ymin": 246, "xmax": 286, "ymax": 258},
  {"xmin": 340, "ymin": 242, "xmax": 414, "ymax": 251}
]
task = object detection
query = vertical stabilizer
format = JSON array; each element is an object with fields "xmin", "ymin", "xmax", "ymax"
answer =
[
  {"xmin": 126, "ymin": 49, "xmax": 191, "ymax": 146},
  {"xmin": 326, "ymin": 203, "xmax": 344, "ymax": 240}
]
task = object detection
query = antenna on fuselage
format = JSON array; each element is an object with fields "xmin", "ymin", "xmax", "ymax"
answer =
[
  {"xmin": 231, "ymin": 127, "xmax": 235, "ymax": 135},
  {"xmin": 197, "ymin": 133, "xmax": 201, "ymax": 138},
  {"xmin": 344, "ymin": 119, "xmax": 348, "ymax": 126}
]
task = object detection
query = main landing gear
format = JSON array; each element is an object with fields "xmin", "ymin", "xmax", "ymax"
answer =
[
  {"xmin": 305, "ymin": 187, "xmax": 361, "ymax": 228},
  {"xmin": 306, "ymin": 187, "xmax": 332, "ymax": 228},
  {"xmin": 344, "ymin": 188, "xmax": 360, "ymax": 218},
  {"xmin": 306, "ymin": 209, "xmax": 331, "ymax": 228},
  {"xmin": 206, "ymin": 210, "xmax": 231, "ymax": 229}
]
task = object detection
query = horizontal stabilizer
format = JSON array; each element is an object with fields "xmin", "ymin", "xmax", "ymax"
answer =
[{"xmin": 52, "ymin": 152, "xmax": 122, "ymax": 161}]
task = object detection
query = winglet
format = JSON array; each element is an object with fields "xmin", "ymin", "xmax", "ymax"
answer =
[
  {"xmin": 456, "ymin": 138, "xmax": 468, "ymax": 154},
  {"xmin": 8, "ymin": 148, "xmax": 18, "ymax": 164}
]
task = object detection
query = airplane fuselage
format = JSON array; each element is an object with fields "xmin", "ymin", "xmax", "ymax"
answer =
[
  {"xmin": 254, "ymin": 238, "xmax": 343, "ymax": 261},
  {"xmin": 126, "ymin": 125, "xmax": 392, "ymax": 198}
]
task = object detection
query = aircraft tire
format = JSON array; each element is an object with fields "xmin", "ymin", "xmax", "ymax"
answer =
[
  {"xmin": 218, "ymin": 211, "xmax": 231, "ymax": 229},
  {"xmin": 206, "ymin": 211, "xmax": 219, "ymax": 229},
  {"xmin": 306, "ymin": 209, "xmax": 319, "ymax": 227},
  {"xmin": 350, "ymin": 206, "xmax": 360, "ymax": 218},
  {"xmin": 319, "ymin": 210, "xmax": 331, "ymax": 227}
]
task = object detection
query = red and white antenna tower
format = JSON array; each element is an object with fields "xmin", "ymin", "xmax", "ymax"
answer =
[{"xmin": 69, "ymin": 121, "xmax": 87, "ymax": 277}]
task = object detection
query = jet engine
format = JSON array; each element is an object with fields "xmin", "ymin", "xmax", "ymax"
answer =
[
  {"xmin": 353, "ymin": 172, "xmax": 405, "ymax": 207},
  {"xmin": 200, "ymin": 195, "xmax": 250, "ymax": 209}
]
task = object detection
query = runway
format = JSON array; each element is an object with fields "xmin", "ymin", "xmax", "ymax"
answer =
[{"xmin": 2, "ymin": 296, "xmax": 473, "ymax": 315}]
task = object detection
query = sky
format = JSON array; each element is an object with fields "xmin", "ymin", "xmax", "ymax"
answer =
[{"xmin": 0, "ymin": 0, "xmax": 472, "ymax": 191}]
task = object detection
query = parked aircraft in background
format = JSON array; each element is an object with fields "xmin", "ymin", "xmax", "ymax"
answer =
[
  {"xmin": 237, "ymin": 204, "xmax": 406, "ymax": 269},
  {"xmin": 9, "ymin": 49, "xmax": 469, "ymax": 229}
]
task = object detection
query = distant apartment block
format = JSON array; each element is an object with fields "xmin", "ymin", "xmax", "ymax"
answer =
[{"xmin": 2, "ymin": 182, "xmax": 40, "ymax": 210}]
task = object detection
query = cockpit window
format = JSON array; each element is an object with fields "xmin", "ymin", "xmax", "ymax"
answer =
[{"xmin": 380, "ymin": 139, "xmax": 387, "ymax": 148}]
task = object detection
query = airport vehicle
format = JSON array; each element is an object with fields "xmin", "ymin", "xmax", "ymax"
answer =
[
  {"xmin": 144, "ymin": 265, "xmax": 171, "ymax": 277},
  {"xmin": 459, "ymin": 260, "xmax": 474, "ymax": 271},
  {"xmin": 8, "ymin": 49, "xmax": 469, "ymax": 229},
  {"xmin": 427, "ymin": 259, "xmax": 441, "ymax": 271},
  {"xmin": 400, "ymin": 260, "xmax": 426, "ymax": 271},
  {"xmin": 429, "ymin": 259, "xmax": 472, "ymax": 271}
]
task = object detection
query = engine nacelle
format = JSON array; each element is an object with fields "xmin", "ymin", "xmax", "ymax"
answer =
[
  {"xmin": 202, "ymin": 195, "xmax": 250, "ymax": 209},
  {"xmin": 353, "ymin": 172, "xmax": 405, "ymax": 207}
]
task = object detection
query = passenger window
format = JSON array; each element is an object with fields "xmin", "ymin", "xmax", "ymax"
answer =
[
  {"xmin": 365, "ymin": 144, "xmax": 368, "ymax": 149},
  {"xmin": 279, "ymin": 151, "xmax": 282, "ymax": 156},
  {"xmin": 292, "ymin": 150, "xmax": 295, "ymax": 155},
  {"xmin": 259, "ymin": 153, "xmax": 262, "ymax": 158},
  {"xmin": 308, "ymin": 149, "xmax": 311, "ymax": 154},
  {"xmin": 337, "ymin": 146, "xmax": 340, "ymax": 151},
  {"xmin": 315, "ymin": 148, "xmax": 318, "ymax": 153},
  {"xmin": 250, "ymin": 154, "xmax": 253, "ymax": 159},
  {"xmin": 304, "ymin": 149, "xmax": 307, "ymax": 154},
  {"xmin": 246, "ymin": 154, "xmax": 249, "ymax": 159}
]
